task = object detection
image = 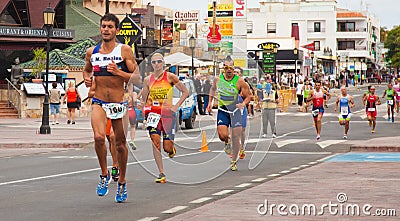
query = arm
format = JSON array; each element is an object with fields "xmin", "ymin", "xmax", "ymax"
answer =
[
  {"xmin": 83, "ymin": 47, "xmax": 94, "ymax": 88},
  {"xmin": 237, "ymin": 78, "xmax": 251, "ymax": 109},
  {"xmin": 107, "ymin": 45, "xmax": 140, "ymax": 84},
  {"xmin": 139, "ymin": 76, "xmax": 150, "ymax": 109},
  {"xmin": 382, "ymin": 90, "xmax": 386, "ymax": 98},
  {"xmin": 207, "ymin": 77, "xmax": 219, "ymax": 113},
  {"xmin": 306, "ymin": 90, "xmax": 315, "ymax": 102},
  {"xmin": 168, "ymin": 73, "xmax": 189, "ymax": 113},
  {"xmin": 349, "ymin": 96, "xmax": 355, "ymax": 109},
  {"xmin": 376, "ymin": 96, "xmax": 382, "ymax": 105},
  {"xmin": 61, "ymin": 90, "xmax": 67, "ymax": 105},
  {"xmin": 334, "ymin": 96, "xmax": 340, "ymax": 112},
  {"xmin": 324, "ymin": 89, "xmax": 331, "ymax": 100}
]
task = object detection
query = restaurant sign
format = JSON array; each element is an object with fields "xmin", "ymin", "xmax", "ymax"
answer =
[{"xmin": 0, "ymin": 26, "xmax": 75, "ymax": 39}]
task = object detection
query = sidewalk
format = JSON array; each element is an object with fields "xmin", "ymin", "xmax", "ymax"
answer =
[{"xmin": 167, "ymin": 157, "xmax": 400, "ymax": 220}]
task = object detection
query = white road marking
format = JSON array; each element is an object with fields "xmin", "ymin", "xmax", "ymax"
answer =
[
  {"xmin": 252, "ymin": 177, "xmax": 268, "ymax": 182},
  {"xmin": 290, "ymin": 167, "xmax": 300, "ymax": 171},
  {"xmin": 268, "ymin": 174, "xmax": 281, "ymax": 177},
  {"xmin": 161, "ymin": 206, "xmax": 188, "ymax": 214},
  {"xmin": 0, "ymin": 152, "xmax": 203, "ymax": 187},
  {"xmin": 276, "ymin": 122, "xmax": 328, "ymax": 139},
  {"xmin": 279, "ymin": 170, "xmax": 291, "ymax": 174},
  {"xmin": 212, "ymin": 150, "xmax": 332, "ymax": 155},
  {"xmin": 299, "ymin": 164, "xmax": 310, "ymax": 168},
  {"xmin": 137, "ymin": 217, "xmax": 158, "ymax": 221},
  {"xmin": 308, "ymin": 161, "xmax": 318, "ymax": 165},
  {"xmin": 317, "ymin": 140, "xmax": 346, "ymax": 149},
  {"xmin": 189, "ymin": 197, "xmax": 213, "ymax": 204},
  {"xmin": 275, "ymin": 139, "xmax": 309, "ymax": 148},
  {"xmin": 212, "ymin": 190, "xmax": 234, "ymax": 196},
  {"xmin": 235, "ymin": 183, "xmax": 252, "ymax": 188}
]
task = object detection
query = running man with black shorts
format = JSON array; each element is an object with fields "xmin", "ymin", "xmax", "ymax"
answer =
[
  {"xmin": 140, "ymin": 53, "xmax": 189, "ymax": 183},
  {"xmin": 206, "ymin": 56, "xmax": 251, "ymax": 171},
  {"xmin": 382, "ymin": 83, "xmax": 397, "ymax": 123},
  {"xmin": 306, "ymin": 81, "xmax": 330, "ymax": 140},
  {"xmin": 363, "ymin": 86, "xmax": 381, "ymax": 133},
  {"xmin": 334, "ymin": 86, "xmax": 355, "ymax": 139},
  {"xmin": 83, "ymin": 13, "xmax": 140, "ymax": 203}
]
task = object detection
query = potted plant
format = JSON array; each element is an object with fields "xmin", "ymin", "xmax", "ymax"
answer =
[{"xmin": 31, "ymin": 48, "xmax": 46, "ymax": 83}]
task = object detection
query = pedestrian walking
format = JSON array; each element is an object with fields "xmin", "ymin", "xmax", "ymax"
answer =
[
  {"xmin": 261, "ymin": 83, "xmax": 279, "ymax": 138},
  {"xmin": 49, "ymin": 82, "xmax": 61, "ymax": 125},
  {"xmin": 61, "ymin": 81, "xmax": 81, "ymax": 124}
]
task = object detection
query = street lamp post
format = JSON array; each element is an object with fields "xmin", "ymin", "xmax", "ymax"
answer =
[
  {"xmin": 310, "ymin": 51, "xmax": 314, "ymax": 78},
  {"xmin": 189, "ymin": 36, "xmax": 196, "ymax": 77},
  {"xmin": 337, "ymin": 55, "xmax": 341, "ymax": 88},
  {"xmin": 360, "ymin": 58, "xmax": 364, "ymax": 85},
  {"xmin": 39, "ymin": 4, "xmax": 55, "ymax": 134},
  {"xmin": 345, "ymin": 57, "xmax": 349, "ymax": 87},
  {"xmin": 294, "ymin": 48, "xmax": 298, "ymax": 85}
]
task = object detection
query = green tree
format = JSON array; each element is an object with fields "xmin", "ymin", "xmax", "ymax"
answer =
[
  {"xmin": 384, "ymin": 26, "xmax": 400, "ymax": 68},
  {"xmin": 31, "ymin": 48, "xmax": 46, "ymax": 79}
]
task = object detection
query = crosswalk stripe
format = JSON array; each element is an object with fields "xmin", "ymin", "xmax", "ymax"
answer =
[
  {"xmin": 317, "ymin": 140, "xmax": 346, "ymax": 149},
  {"xmin": 275, "ymin": 139, "xmax": 309, "ymax": 148}
]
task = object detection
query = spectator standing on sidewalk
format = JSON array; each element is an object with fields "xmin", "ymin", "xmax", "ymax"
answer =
[
  {"xmin": 193, "ymin": 74, "xmax": 204, "ymax": 115},
  {"xmin": 296, "ymin": 80, "xmax": 304, "ymax": 112},
  {"xmin": 61, "ymin": 81, "xmax": 81, "ymax": 124},
  {"xmin": 202, "ymin": 77, "xmax": 212, "ymax": 115},
  {"xmin": 261, "ymin": 83, "xmax": 279, "ymax": 138},
  {"xmin": 49, "ymin": 82, "xmax": 61, "ymax": 125}
]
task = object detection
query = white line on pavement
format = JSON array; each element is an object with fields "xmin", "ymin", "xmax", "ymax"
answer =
[
  {"xmin": 279, "ymin": 170, "xmax": 291, "ymax": 174},
  {"xmin": 212, "ymin": 190, "xmax": 234, "ymax": 196},
  {"xmin": 268, "ymin": 174, "xmax": 281, "ymax": 177},
  {"xmin": 235, "ymin": 183, "xmax": 252, "ymax": 188},
  {"xmin": 189, "ymin": 197, "xmax": 213, "ymax": 204},
  {"xmin": 290, "ymin": 167, "xmax": 301, "ymax": 171},
  {"xmin": 252, "ymin": 177, "xmax": 268, "ymax": 182},
  {"xmin": 212, "ymin": 150, "xmax": 332, "ymax": 155},
  {"xmin": 161, "ymin": 206, "xmax": 188, "ymax": 214},
  {"xmin": 0, "ymin": 152, "xmax": 203, "ymax": 187},
  {"xmin": 137, "ymin": 217, "xmax": 159, "ymax": 221}
]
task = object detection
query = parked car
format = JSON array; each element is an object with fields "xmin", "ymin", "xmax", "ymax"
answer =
[{"xmin": 173, "ymin": 78, "xmax": 197, "ymax": 129}]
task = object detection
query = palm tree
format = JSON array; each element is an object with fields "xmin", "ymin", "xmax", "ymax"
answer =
[{"xmin": 31, "ymin": 48, "xmax": 46, "ymax": 79}]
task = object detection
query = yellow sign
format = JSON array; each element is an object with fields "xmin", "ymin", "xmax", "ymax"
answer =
[
  {"xmin": 208, "ymin": 4, "xmax": 234, "ymax": 11},
  {"xmin": 234, "ymin": 58, "xmax": 246, "ymax": 68}
]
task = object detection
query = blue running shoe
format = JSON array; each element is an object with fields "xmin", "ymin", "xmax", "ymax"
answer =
[
  {"xmin": 96, "ymin": 172, "xmax": 110, "ymax": 196},
  {"xmin": 115, "ymin": 182, "xmax": 128, "ymax": 203}
]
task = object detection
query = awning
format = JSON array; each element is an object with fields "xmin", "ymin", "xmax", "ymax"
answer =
[{"xmin": 318, "ymin": 55, "xmax": 336, "ymax": 61}]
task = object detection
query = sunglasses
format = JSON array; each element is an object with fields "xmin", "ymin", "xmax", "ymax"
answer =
[
  {"xmin": 151, "ymin": 59, "xmax": 163, "ymax": 64},
  {"xmin": 223, "ymin": 65, "xmax": 234, "ymax": 70}
]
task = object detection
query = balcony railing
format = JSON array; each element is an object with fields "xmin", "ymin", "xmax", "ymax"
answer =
[{"xmin": 337, "ymin": 28, "xmax": 367, "ymax": 32}]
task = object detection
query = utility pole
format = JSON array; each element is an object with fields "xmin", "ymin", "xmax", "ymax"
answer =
[{"xmin": 106, "ymin": 0, "xmax": 110, "ymax": 14}]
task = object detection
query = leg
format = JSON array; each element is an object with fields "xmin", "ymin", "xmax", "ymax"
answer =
[
  {"xmin": 67, "ymin": 108, "xmax": 72, "ymax": 122},
  {"xmin": 231, "ymin": 127, "xmax": 242, "ymax": 161},
  {"xmin": 106, "ymin": 130, "xmax": 118, "ymax": 168},
  {"xmin": 316, "ymin": 114, "xmax": 323, "ymax": 136},
  {"xmin": 217, "ymin": 125, "xmax": 230, "ymax": 143},
  {"xmin": 344, "ymin": 120, "xmax": 350, "ymax": 135},
  {"xmin": 268, "ymin": 109, "xmax": 277, "ymax": 135},
  {"xmin": 262, "ymin": 108, "xmax": 268, "ymax": 135},
  {"xmin": 111, "ymin": 117, "xmax": 128, "ymax": 184},
  {"xmin": 91, "ymin": 105, "xmax": 108, "ymax": 176},
  {"xmin": 150, "ymin": 133, "xmax": 163, "ymax": 174},
  {"xmin": 71, "ymin": 108, "xmax": 76, "ymax": 122}
]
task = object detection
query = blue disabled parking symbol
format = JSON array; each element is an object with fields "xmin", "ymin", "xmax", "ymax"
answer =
[{"xmin": 327, "ymin": 153, "xmax": 400, "ymax": 162}]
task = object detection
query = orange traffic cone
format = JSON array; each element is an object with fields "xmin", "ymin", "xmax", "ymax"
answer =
[{"xmin": 200, "ymin": 130, "xmax": 209, "ymax": 152}]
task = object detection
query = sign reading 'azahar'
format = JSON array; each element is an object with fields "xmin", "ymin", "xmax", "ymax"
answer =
[{"xmin": 174, "ymin": 10, "xmax": 200, "ymax": 23}]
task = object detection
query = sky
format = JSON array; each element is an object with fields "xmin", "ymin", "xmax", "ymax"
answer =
[{"xmin": 157, "ymin": 0, "xmax": 398, "ymax": 29}]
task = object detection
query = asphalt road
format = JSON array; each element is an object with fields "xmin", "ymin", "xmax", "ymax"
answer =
[{"xmin": 1, "ymin": 84, "xmax": 399, "ymax": 221}]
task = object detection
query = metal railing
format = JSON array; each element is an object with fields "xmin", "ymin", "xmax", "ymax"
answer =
[{"xmin": 5, "ymin": 78, "xmax": 22, "ymax": 118}]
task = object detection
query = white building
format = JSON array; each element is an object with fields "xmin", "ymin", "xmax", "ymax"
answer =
[{"xmin": 247, "ymin": 0, "xmax": 381, "ymax": 78}]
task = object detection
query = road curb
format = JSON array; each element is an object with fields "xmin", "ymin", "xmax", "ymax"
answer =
[
  {"xmin": 0, "ymin": 142, "xmax": 93, "ymax": 149},
  {"xmin": 350, "ymin": 145, "xmax": 400, "ymax": 152}
]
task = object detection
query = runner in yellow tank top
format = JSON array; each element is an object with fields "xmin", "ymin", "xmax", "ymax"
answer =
[{"xmin": 140, "ymin": 53, "xmax": 189, "ymax": 183}]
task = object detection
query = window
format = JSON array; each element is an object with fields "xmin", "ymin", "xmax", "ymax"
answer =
[
  {"xmin": 338, "ymin": 22, "xmax": 355, "ymax": 32},
  {"xmin": 267, "ymin": 23, "xmax": 276, "ymax": 33},
  {"xmin": 338, "ymin": 41, "xmax": 355, "ymax": 50},
  {"xmin": 247, "ymin": 21, "xmax": 253, "ymax": 34},
  {"xmin": 314, "ymin": 41, "xmax": 320, "ymax": 51},
  {"xmin": 314, "ymin": 22, "xmax": 321, "ymax": 32}
]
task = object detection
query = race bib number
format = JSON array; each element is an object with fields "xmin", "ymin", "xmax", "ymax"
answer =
[
  {"xmin": 146, "ymin": 112, "xmax": 161, "ymax": 128},
  {"xmin": 387, "ymin": 100, "xmax": 394, "ymax": 105},
  {"xmin": 340, "ymin": 107, "xmax": 349, "ymax": 115},
  {"xmin": 312, "ymin": 109, "xmax": 319, "ymax": 117},
  {"xmin": 103, "ymin": 103, "xmax": 127, "ymax": 119},
  {"xmin": 367, "ymin": 108, "xmax": 376, "ymax": 112}
]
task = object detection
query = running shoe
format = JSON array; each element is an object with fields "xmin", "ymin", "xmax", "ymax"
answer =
[
  {"xmin": 262, "ymin": 134, "xmax": 267, "ymax": 138},
  {"xmin": 272, "ymin": 133, "xmax": 277, "ymax": 138},
  {"xmin": 111, "ymin": 167, "xmax": 119, "ymax": 182},
  {"xmin": 128, "ymin": 141, "xmax": 137, "ymax": 150},
  {"xmin": 168, "ymin": 147, "xmax": 176, "ymax": 158},
  {"xmin": 155, "ymin": 173, "xmax": 166, "ymax": 183},
  {"xmin": 96, "ymin": 171, "xmax": 111, "ymax": 196},
  {"xmin": 67, "ymin": 120, "xmax": 71, "ymax": 124},
  {"xmin": 224, "ymin": 138, "xmax": 232, "ymax": 155},
  {"xmin": 388, "ymin": 117, "xmax": 391, "ymax": 122},
  {"xmin": 371, "ymin": 129, "xmax": 375, "ymax": 134},
  {"xmin": 343, "ymin": 135, "xmax": 347, "ymax": 139},
  {"xmin": 115, "ymin": 182, "xmax": 128, "ymax": 203},
  {"xmin": 392, "ymin": 117, "xmax": 395, "ymax": 123},
  {"xmin": 230, "ymin": 160, "xmax": 237, "ymax": 171},
  {"xmin": 239, "ymin": 149, "xmax": 245, "ymax": 160},
  {"xmin": 316, "ymin": 135, "xmax": 321, "ymax": 140}
]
